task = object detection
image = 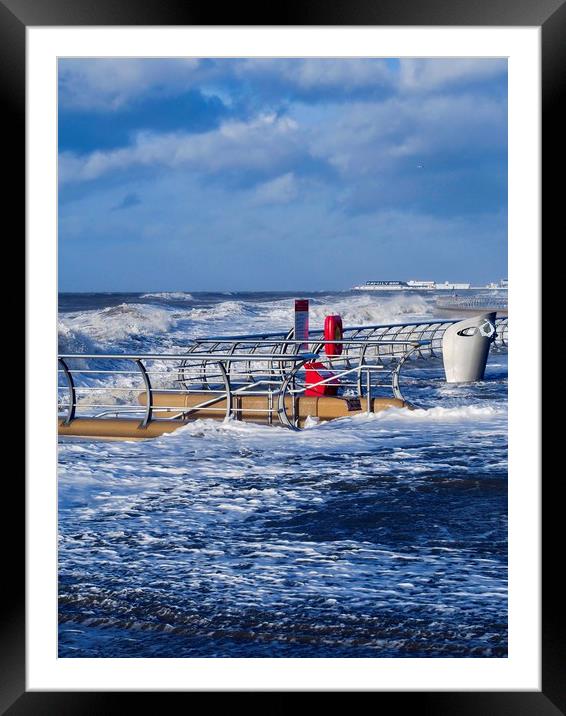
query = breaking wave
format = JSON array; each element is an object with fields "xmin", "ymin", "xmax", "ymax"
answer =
[
  {"xmin": 58, "ymin": 292, "xmax": 437, "ymax": 354},
  {"xmin": 58, "ymin": 303, "xmax": 176, "ymax": 352},
  {"xmin": 140, "ymin": 292, "xmax": 194, "ymax": 301},
  {"xmin": 309, "ymin": 293, "xmax": 433, "ymax": 326},
  {"xmin": 182, "ymin": 293, "xmax": 435, "ymax": 332}
]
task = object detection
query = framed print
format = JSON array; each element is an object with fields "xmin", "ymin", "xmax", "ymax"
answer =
[{"xmin": 6, "ymin": 0, "xmax": 558, "ymax": 709}]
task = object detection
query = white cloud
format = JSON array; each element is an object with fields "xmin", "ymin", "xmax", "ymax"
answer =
[
  {"xmin": 58, "ymin": 58, "xmax": 507, "ymax": 115},
  {"xmin": 398, "ymin": 59, "xmax": 507, "ymax": 92},
  {"xmin": 251, "ymin": 173, "xmax": 298, "ymax": 206},
  {"xmin": 59, "ymin": 113, "xmax": 301, "ymax": 183},
  {"xmin": 58, "ymin": 58, "xmax": 202, "ymax": 110},
  {"xmin": 308, "ymin": 93, "xmax": 506, "ymax": 177},
  {"xmin": 60, "ymin": 88, "xmax": 506, "ymax": 198},
  {"xmin": 234, "ymin": 58, "xmax": 393, "ymax": 93},
  {"xmin": 58, "ymin": 58, "xmax": 395, "ymax": 112}
]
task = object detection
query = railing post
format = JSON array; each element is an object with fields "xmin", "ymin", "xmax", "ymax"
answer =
[
  {"xmin": 135, "ymin": 359, "xmax": 153, "ymax": 428},
  {"xmin": 216, "ymin": 361, "xmax": 232, "ymax": 421},
  {"xmin": 357, "ymin": 346, "xmax": 368, "ymax": 396},
  {"xmin": 391, "ymin": 344, "xmax": 419, "ymax": 401},
  {"xmin": 392, "ymin": 363, "xmax": 402, "ymax": 401},
  {"xmin": 58, "ymin": 358, "xmax": 76, "ymax": 425},
  {"xmin": 277, "ymin": 362, "xmax": 303, "ymax": 431}
]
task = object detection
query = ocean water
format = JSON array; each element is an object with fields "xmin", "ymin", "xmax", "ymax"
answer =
[{"xmin": 58, "ymin": 291, "xmax": 508, "ymax": 658}]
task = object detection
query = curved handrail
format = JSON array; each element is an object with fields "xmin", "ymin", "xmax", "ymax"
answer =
[{"xmin": 58, "ymin": 357, "xmax": 76, "ymax": 425}]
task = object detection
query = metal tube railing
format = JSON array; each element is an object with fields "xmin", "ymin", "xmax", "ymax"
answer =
[
  {"xmin": 58, "ymin": 339, "xmax": 428, "ymax": 430},
  {"xmin": 198, "ymin": 317, "xmax": 508, "ymax": 343},
  {"xmin": 186, "ymin": 317, "xmax": 508, "ymax": 364}
]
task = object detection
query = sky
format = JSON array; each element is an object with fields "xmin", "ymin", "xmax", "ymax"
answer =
[{"xmin": 58, "ymin": 58, "xmax": 508, "ymax": 292}]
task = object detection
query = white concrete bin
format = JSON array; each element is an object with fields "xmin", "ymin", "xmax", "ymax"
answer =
[{"xmin": 442, "ymin": 312, "xmax": 497, "ymax": 383}]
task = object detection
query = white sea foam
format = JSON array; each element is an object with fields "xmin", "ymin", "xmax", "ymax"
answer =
[
  {"xmin": 147, "ymin": 401, "xmax": 507, "ymax": 460},
  {"xmin": 185, "ymin": 300, "xmax": 263, "ymax": 322},
  {"xmin": 349, "ymin": 403, "xmax": 507, "ymax": 423},
  {"xmin": 58, "ymin": 321, "xmax": 508, "ymax": 662},
  {"xmin": 309, "ymin": 293, "xmax": 434, "ymax": 326},
  {"xmin": 180, "ymin": 293, "xmax": 434, "ymax": 335},
  {"xmin": 140, "ymin": 292, "xmax": 194, "ymax": 301},
  {"xmin": 58, "ymin": 292, "xmax": 438, "ymax": 356},
  {"xmin": 58, "ymin": 303, "xmax": 176, "ymax": 351}
]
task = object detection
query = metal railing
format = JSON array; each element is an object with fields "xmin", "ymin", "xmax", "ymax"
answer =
[
  {"xmin": 58, "ymin": 339, "xmax": 428, "ymax": 431},
  {"xmin": 184, "ymin": 316, "xmax": 508, "ymax": 365},
  {"xmin": 58, "ymin": 316, "xmax": 508, "ymax": 433}
]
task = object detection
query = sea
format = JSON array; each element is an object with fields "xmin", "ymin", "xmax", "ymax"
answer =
[{"xmin": 58, "ymin": 290, "xmax": 508, "ymax": 658}]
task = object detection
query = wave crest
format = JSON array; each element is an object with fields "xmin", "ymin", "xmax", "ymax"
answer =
[
  {"xmin": 58, "ymin": 303, "xmax": 176, "ymax": 351},
  {"xmin": 141, "ymin": 292, "xmax": 194, "ymax": 301},
  {"xmin": 310, "ymin": 294, "xmax": 433, "ymax": 326}
]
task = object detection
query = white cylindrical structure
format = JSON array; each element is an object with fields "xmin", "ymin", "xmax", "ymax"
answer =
[{"xmin": 442, "ymin": 312, "xmax": 497, "ymax": 383}]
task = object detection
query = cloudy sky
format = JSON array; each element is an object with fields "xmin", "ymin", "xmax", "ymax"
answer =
[{"xmin": 58, "ymin": 58, "xmax": 507, "ymax": 292}]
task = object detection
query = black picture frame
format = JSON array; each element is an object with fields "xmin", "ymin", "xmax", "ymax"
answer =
[{"xmin": 7, "ymin": 0, "xmax": 558, "ymax": 709}]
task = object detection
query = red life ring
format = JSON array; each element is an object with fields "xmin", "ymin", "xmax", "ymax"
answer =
[{"xmin": 324, "ymin": 315, "xmax": 343, "ymax": 356}]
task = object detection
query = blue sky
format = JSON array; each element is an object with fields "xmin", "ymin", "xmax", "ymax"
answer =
[{"xmin": 58, "ymin": 58, "xmax": 507, "ymax": 291}]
